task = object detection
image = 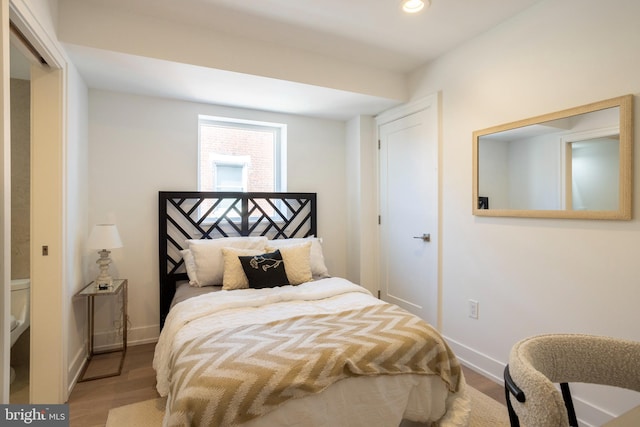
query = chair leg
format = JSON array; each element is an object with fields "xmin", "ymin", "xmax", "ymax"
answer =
[
  {"xmin": 560, "ymin": 383, "xmax": 578, "ymax": 427},
  {"xmin": 505, "ymin": 385, "xmax": 521, "ymax": 427},
  {"xmin": 504, "ymin": 365, "xmax": 522, "ymax": 427}
]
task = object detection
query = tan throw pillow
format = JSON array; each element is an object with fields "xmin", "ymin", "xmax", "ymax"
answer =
[
  {"xmin": 267, "ymin": 241, "xmax": 313, "ymax": 285},
  {"xmin": 221, "ymin": 247, "xmax": 265, "ymax": 290},
  {"xmin": 266, "ymin": 237, "xmax": 330, "ymax": 279}
]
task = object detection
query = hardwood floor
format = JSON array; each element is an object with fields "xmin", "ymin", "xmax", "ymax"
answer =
[
  {"xmin": 462, "ymin": 364, "xmax": 506, "ymax": 405},
  {"xmin": 68, "ymin": 343, "xmax": 160, "ymax": 427},
  {"xmin": 67, "ymin": 343, "xmax": 506, "ymax": 426}
]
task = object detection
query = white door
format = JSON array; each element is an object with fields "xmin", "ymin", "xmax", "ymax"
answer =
[{"xmin": 378, "ymin": 96, "xmax": 438, "ymax": 327}]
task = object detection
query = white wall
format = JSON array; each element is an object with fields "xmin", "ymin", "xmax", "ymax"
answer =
[
  {"xmin": 345, "ymin": 118, "xmax": 362, "ymax": 284},
  {"xmin": 572, "ymin": 138, "xmax": 619, "ymax": 210},
  {"xmin": 508, "ymin": 134, "xmax": 561, "ymax": 210},
  {"xmin": 477, "ymin": 138, "xmax": 509, "ymax": 208},
  {"xmin": 408, "ymin": 0, "xmax": 640, "ymax": 424},
  {"xmin": 345, "ymin": 115, "xmax": 377, "ymax": 294},
  {"xmin": 88, "ymin": 90, "xmax": 347, "ymax": 344},
  {"xmin": 21, "ymin": 0, "xmax": 58, "ymax": 38},
  {"xmin": 65, "ymin": 62, "xmax": 89, "ymax": 391}
]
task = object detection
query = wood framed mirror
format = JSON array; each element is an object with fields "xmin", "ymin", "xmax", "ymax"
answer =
[{"xmin": 473, "ymin": 95, "xmax": 633, "ymax": 219}]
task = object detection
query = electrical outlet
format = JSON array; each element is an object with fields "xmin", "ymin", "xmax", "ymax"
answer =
[{"xmin": 468, "ymin": 299, "xmax": 479, "ymax": 319}]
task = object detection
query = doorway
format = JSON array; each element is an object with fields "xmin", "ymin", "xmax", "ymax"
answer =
[
  {"xmin": 2, "ymin": 4, "xmax": 67, "ymax": 404},
  {"xmin": 377, "ymin": 95, "xmax": 440, "ymax": 327},
  {"xmin": 8, "ymin": 37, "xmax": 31, "ymax": 403}
]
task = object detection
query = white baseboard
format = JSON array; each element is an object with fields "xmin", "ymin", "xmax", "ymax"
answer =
[
  {"xmin": 93, "ymin": 324, "xmax": 159, "ymax": 351},
  {"xmin": 67, "ymin": 345, "xmax": 88, "ymax": 396},
  {"xmin": 124, "ymin": 323, "xmax": 159, "ymax": 346},
  {"xmin": 443, "ymin": 335, "xmax": 505, "ymax": 385},
  {"xmin": 67, "ymin": 324, "xmax": 159, "ymax": 394}
]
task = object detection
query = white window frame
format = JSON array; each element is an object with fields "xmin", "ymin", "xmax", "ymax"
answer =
[
  {"xmin": 210, "ymin": 154, "xmax": 250, "ymax": 192},
  {"xmin": 197, "ymin": 115, "xmax": 287, "ymax": 193}
]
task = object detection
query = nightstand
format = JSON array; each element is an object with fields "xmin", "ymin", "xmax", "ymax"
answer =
[{"xmin": 76, "ymin": 279, "xmax": 128, "ymax": 382}]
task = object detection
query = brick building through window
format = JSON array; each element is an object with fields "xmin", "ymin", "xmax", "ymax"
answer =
[{"xmin": 198, "ymin": 116, "xmax": 286, "ymax": 218}]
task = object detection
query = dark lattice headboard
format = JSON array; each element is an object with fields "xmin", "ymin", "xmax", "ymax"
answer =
[{"xmin": 159, "ymin": 191, "xmax": 317, "ymax": 327}]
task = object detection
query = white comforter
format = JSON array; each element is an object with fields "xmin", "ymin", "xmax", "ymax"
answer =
[{"xmin": 153, "ymin": 277, "xmax": 470, "ymax": 426}]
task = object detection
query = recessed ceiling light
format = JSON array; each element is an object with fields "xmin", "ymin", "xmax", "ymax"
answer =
[{"xmin": 401, "ymin": 0, "xmax": 430, "ymax": 14}]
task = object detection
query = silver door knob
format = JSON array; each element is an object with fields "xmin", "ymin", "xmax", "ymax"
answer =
[{"xmin": 413, "ymin": 233, "xmax": 431, "ymax": 242}]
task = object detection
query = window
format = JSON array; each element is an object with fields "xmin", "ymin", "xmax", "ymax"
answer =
[
  {"xmin": 210, "ymin": 154, "xmax": 249, "ymax": 192},
  {"xmin": 198, "ymin": 116, "xmax": 286, "ymax": 193}
]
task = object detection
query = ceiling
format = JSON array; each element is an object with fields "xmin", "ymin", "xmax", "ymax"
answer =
[{"xmin": 60, "ymin": 0, "xmax": 543, "ymax": 120}]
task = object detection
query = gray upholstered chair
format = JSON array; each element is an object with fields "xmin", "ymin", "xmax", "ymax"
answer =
[{"xmin": 503, "ymin": 334, "xmax": 640, "ymax": 427}]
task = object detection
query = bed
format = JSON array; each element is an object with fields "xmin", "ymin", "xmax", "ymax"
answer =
[{"xmin": 154, "ymin": 191, "xmax": 470, "ymax": 427}]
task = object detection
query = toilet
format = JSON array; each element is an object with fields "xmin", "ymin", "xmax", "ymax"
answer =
[
  {"xmin": 10, "ymin": 278, "xmax": 30, "ymax": 384},
  {"xmin": 10, "ymin": 278, "xmax": 30, "ymax": 347}
]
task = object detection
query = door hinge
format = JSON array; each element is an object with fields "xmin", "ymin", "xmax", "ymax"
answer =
[
  {"xmin": 377, "ymin": 290, "xmax": 381, "ymax": 299},
  {"xmin": 378, "ymin": 139, "xmax": 381, "ymax": 149},
  {"xmin": 378, "ymin": 215, "xmax": 381, "ymax": 225}
]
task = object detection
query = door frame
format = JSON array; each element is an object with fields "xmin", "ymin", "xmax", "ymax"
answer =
[
  {"xmin": 1, "ymin": 0, "xmax": 67, "ymax": 403},
  {"xmin": 375, "ymin": 93, "xmax": 442, "ymax": 329},
  {"xmin": 0, "ymin": 0, "xmax": 11, "ymax": 402}
]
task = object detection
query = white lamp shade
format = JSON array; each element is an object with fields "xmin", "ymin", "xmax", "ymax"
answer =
[{"xmin": 87, "ymin": 224, "xmax": 123, "ymax": 250}]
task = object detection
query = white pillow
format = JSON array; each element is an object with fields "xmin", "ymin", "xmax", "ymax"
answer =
[
  {"xmin": 179, "ymin": 249, "xmax": 199, "ymax": 286},
  {"xmin": 266, "ymin": 237, "xmax": 330, "ymax": 279},
  {"xmin": 220, "ymin": 247, "xmax": 265, "ymax": 290},
  {"xmin": 186, "ymin": 237, "xmax": 268, "ymax": 286},
  {"xmin": 266, "ymin": 241, "xmax": 313, "ymax": 285}
]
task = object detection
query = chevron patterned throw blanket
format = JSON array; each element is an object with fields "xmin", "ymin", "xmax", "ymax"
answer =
[{"xmin": 163, "ymin": 302, "xmax": 461, "ymax": 427}]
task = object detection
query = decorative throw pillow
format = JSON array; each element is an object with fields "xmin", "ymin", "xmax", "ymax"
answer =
[
  {"xmin": 239, "ymin": 250, "xmax": 289, "ymax": 289},
  {"xmin": 179, "ymin": 249, "xmax": 199, "ymax": 286},
  {"xmin": 266, "ymin": 237, "xmax": 330, "ymax": 279},
  {"xmin": 220, "ymin": 247, "xmax": 265, "ymax": 290},
  {"xmin": 186, "ymin": 237, "xmax": 268, "ymax": 286},
  {"xmin": 266, "ymin": 241, "xmax": 313, "ymax": 285}
]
